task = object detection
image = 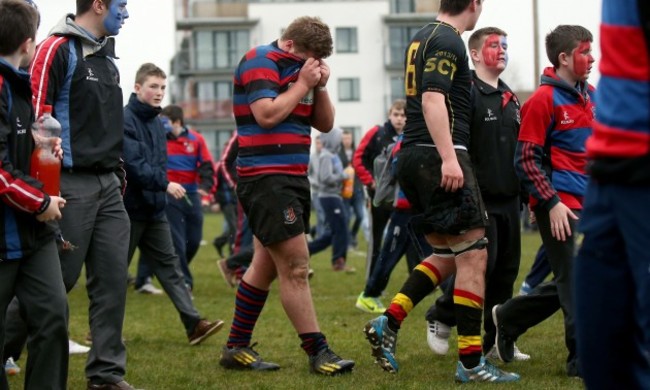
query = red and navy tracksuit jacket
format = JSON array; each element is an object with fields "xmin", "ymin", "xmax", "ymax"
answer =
[
  {"xmin": 233, "ymin": 41, "xmax": 312, "ymax": 180},
  {"xmin": 515, "ymin": 67, "xmax": 595, "ymax": 211},
  {"xmin": 0, "ymin": 60, "xmax": 53, "ymax": 260},
  {"xmin": 166, "ymin": 127, "xmax": 214, "ymax": 194},
  {"xmin": 587, "ymin": 0, "xmax": 650, "ymax": 184}
]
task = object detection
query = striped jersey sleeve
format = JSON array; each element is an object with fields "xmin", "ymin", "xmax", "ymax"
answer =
[{"xmin": 587, "ymin": 0, "xmax": 650, "ymax": 158}]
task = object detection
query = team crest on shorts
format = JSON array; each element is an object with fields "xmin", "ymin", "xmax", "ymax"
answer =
[{"xmin": 283, "ymin": 207, "xmax": 297, "ymax": 224}]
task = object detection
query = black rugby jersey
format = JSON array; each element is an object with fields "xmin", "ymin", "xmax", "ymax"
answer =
[{"xmin": 402, "ymin": 21, "xmax": 472, "ymax": 148}]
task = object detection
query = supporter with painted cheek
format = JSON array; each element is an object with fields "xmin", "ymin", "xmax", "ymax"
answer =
[
  {"xmin": 481, "ymin": 34, "xmax": 508, "ymax": 69},
  {"xmin": 103, "ymin": 0, "xmax": 129, "ymax": 36},
  {"xmin": 571, "ymin": 41, "xmax": 594, "ymax": 80}
]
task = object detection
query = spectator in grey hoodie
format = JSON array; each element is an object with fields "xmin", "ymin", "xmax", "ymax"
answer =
[{"xmin": 308, "ymin": 128, "xmax": 354, "ymax": 272}]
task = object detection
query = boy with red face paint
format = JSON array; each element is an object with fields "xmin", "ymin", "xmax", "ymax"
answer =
[
  {"xmin": 425, "ymin": 26, "xmax": 530, "ymax": 362},
  {"xmin": 490, "ymin": 25, "xmax": 595, "ymax": 378}
]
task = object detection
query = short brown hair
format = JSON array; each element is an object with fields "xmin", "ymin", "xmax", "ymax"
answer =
[
  {"xmin": 135, "ymin": 63, "xmax": 166, "ymax": 85},
  {"xmin": 161, "ymin": 104, "xmax": 184, "ymax": 127},
  {"xmin": 389, "ymin": 99, "xmax": 406, "ymax": 114},
  {"xmin": 0, "ymin": 0, "xmax": 39, "ymax": 56},
  {"xmin": 77, "ymin": 0, "xmax": 113, "ymax": 15},
  {"xmin": 439, "ymin": 0, "xmax": 479, "ymax": 16},
  {"xmin": 468, "ymin": 27, "xmax": 507, "ymax": 51},
  {"xmin": 281, "ymin": 16, "xmax": 333, "ymax": 59},
  {"xmin": 545, "ymin": 25, "xmax": 593, "ymax": 68}
]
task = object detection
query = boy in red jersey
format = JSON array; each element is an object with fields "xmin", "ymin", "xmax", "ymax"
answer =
[
  {"xmin": 219, "ymin": 16, "xmax": 354, "ymax": 375},
  {"xmin": 575, "ymin": 1, "xmax": 650, "ymax": 388},
  {"xmin": 492, "ymin": 25, "xmax": 595, "ymax": 378}
]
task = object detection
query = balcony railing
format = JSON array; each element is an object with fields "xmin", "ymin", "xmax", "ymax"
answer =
[{"xmin": 178, "ymin": 98, "xmax": 233, "ymax": 121}]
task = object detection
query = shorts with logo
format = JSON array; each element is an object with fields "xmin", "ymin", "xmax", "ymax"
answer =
[
  {"xmin": 236, "ymin": 174, "xmax": 310, "ymax": 246},
  {"xmin": 396, "ymin": 146, "xmax": 488, "ymax": 235}
]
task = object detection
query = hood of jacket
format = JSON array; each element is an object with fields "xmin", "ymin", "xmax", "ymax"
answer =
[
  {"xmin": 540, "ymin": 66, "xmax": 592, "ymax": 100},
  {"xmin": 320, "ymin": 127, "xmax": 342, "ymax": 154},
  {"xmin": 49, "ymin": 14, "xmax": 117, "ymax": 58},
  {"xmin": 126, "ymin": 93, "xmax": 161, "ymax": 122}
]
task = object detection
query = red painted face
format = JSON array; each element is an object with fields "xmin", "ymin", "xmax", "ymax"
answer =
[
  {"xmin": 571, "ymin": 41, "xmax": 594, "ymax": 80},
  {"xmin": 481, "ymin": 34, "xmax": 508, "ymax": 69}
]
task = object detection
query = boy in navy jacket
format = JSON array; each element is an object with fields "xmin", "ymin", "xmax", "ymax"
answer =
[
  {"xmin": 122, "ymin": 63, "xmax": 223, "ymax": 347},
  {"xmin": 0, "ymin": 0, "xmax": 68, "ymax": 388}
]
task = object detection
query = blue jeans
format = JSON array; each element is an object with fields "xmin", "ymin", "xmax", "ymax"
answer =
[
  {"xmin": 346, "ymin": 189, "xmax": 366, "ymax": 243},
  {"xmin": 308, "ymin": 195, "xmax": 349, "ymax": 263},
  {"xmin": 523, "ymin": 244, "xmax": 552, "ymax": 289},
  {"xmin": 575, "ymin": 181, "xmax": 650, "ymax": 389}
]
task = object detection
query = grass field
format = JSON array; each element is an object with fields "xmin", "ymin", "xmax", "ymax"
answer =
[{"xmin": 9, "ymin": 212, "xmax": 582, "ymax": 389}]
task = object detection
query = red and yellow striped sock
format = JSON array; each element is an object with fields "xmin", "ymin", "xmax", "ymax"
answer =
[
  {"xmin": 454, "ymin": 289, "xmax": 483, "ymax": 368},
  {"xmin": 385, "ymin": 261, "xmax": 441, "ymax": 329}
]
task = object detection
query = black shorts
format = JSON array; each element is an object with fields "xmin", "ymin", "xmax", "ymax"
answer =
[
  {"xmin": 396, "ymin": 146, "xmax": 488, "ymax": 235},
  {"xmin": 236, "ymin": 175, "xmax": 310, "ymax": 246}
]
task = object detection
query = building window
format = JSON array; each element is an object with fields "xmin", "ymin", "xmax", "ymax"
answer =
[
  {"xmin": 390, "ymin": 0, "xmax": 416, "ymax": 13},
  {"xmin": 390, "ymin": 76, "xmax": 405, "ymax": 103},
  {"xmin": 338, "ymin": 78, "xmax": 360, "ymax": 102},
  {"xmin": 194, "ymin": 30, "xmax": 249, "ymax": 70},
  {"xmin": 336, "ymin": 27, "xmax": 358, "ymax": 53},
  {"xmin": 388, "ymin": 26, "xmax": 421, "ymax": 66}
]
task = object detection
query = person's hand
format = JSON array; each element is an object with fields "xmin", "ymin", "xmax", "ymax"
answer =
[
  {"xmin": 52, "ymin": 137, "xmax": 63, "ymax": 160},
  {"xmin": 36, "ymin": 196, "xmax": 66, "ymax": 222},
  {"xmin": 440, "ymin": 158, "xmax": 464, "ymax": 192},
  {"xmin": 166, "ymin": 182, "xmax": 186, "ymax": 200},
  {"xmin": 298, "ymin": 58, "xmax": 322, "ymax": 89},
  {"xmin": 548, "ymin": 202, "xmax": 579, "ymax": 241},
  {"xmin": 317, "ymin": 59, "xmax": 330, "ymax": 87},
  {"xmin": 198, "ymin": 189, "xmax": 209, "ymax": 197},
  {"xmin": 528, "ymin": 203, "xmax": 536, "ymax": 225}
]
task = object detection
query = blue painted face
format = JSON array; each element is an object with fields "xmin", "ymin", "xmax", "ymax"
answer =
[{"xmin": 103, "ymin": 0, "xmax": 129, "ymax": 36}]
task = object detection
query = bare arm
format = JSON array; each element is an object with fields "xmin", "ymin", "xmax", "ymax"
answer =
[
  {"xmin": 422, "ymin": 91, "xmax": 463, "ymax": 191},
  {"xmin": 250, "ymin": 58, "xmax": 322, "ymax": 129}
]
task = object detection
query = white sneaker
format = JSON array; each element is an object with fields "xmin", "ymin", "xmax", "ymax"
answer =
[
  {"xmin": 136, "ymin": 282, "xmax": 163, "ymax": 295},
  {"xmin": 69, "ymin": 339, "xmax": 90, "ymax": 354},
  {"xmin": 426, "ymin": 320, "xmax": 451, "ymax": 355},
  {"xmin": 485, "ymin": 344, "xmax": 531, "ymax": 361},
  {"xmin": 4, "ymin": 357, "xmax": 20, "ymax": 376}
]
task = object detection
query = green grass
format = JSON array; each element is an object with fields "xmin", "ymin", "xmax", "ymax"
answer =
[{"xmin": 9, "ymin": 214, "xmax": 581, "ymax": 389}]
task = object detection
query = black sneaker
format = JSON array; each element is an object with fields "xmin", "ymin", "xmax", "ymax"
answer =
[
  {"xmin": 220, "ymin": 344, "xmax": 280, "ymax": 371},
  {"xmin": 309, "ymin": 348, "xmax": 355, "ymax": 376},
  {"xmin": 492, "ymin": 304, "xmax": 515, "ymax": 363}
]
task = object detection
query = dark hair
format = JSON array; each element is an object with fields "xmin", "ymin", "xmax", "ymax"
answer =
[
  {"xmin": 439, "ymin": 0, "xmax": 479, "ymax": 16},
  {"xmin": 545, "ymin": 25, "xmax": 593, "ymax": 68},
  {"xmin": 281, "ymin": 16, "xmax": 333, "ymax": 59},
  {"xmin": 77, "ymin": 0, "xmax": 113, "ymax": 16},
  {"xmin": 468, "ymin": 27, "xmax": 507, "ymax": 51},
  {"xmin": 135, "ymin": 63, "xmax": 166, "ymax": 85},
  {"xmin": 0, "ymin": 0, "xmax": 39, "ymax": 56},
  {"xmin": 161, "ymin": 104, "xmax": 184, "ymax": 127}
]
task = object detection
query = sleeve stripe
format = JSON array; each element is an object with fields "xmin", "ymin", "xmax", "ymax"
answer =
[{"xmin": 31, "ymin": 36, "xmax": 67, "ymax": 118}]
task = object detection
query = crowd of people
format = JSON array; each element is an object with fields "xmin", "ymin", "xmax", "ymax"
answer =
[{"xmin": 0, "ymin": 0, "xmax": 648, "ymax": 389}]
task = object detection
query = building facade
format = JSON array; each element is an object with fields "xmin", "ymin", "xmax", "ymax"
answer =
[{"xmin": 170, "ymin": 0, "xmax": 440, "ymax": 157}]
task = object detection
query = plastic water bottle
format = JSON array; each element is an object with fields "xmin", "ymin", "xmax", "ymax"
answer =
[
  {"xmin": 341, "ymin": 165, "xmax": 355, "ymax": 199},
  {"xmin": 30, "ymin": 105, "xmax": 61, "ymax": 196}
]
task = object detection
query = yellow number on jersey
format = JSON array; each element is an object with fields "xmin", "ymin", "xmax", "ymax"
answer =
[{"xmin": 404, "ymin": 41, "xmax": 420, "ymax": 97}]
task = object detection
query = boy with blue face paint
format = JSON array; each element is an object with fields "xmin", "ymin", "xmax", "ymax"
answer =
[{"xmin": 10, "ymin": 0, "xmax": 137, "ymax": 389}]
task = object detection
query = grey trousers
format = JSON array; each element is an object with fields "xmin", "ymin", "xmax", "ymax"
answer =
[
  {"xmin": 0, "ymin": 241, "xmax": 68, "ymax": 390},
  {"xmin": 58, "ymin": 171, "xmax": 131, "ymax": 384},
  {"xmin": 128, "ymin": 219, "xmax": 200, "ymax": 335}
]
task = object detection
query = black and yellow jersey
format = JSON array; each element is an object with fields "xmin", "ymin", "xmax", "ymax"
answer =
[{"xmin": 402, "ymin": 21, "xmax": 472, "ymax": 148}]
